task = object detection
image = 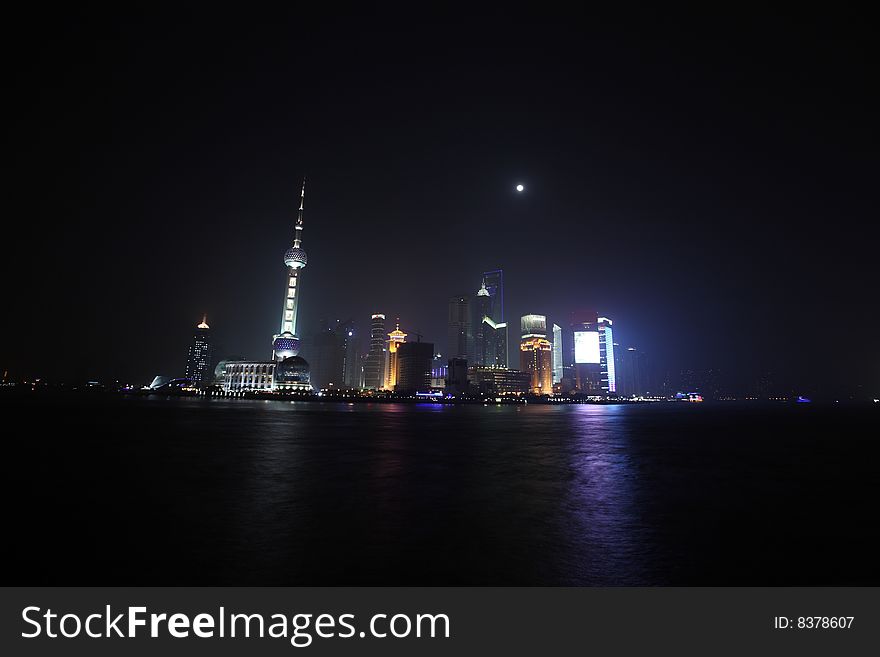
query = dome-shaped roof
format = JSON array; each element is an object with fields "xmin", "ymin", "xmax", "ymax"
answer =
[
  {"xmin": 284, "ymin": 246, "xmax": 308, "ymax": 269},
  {"xmin": 276, "ymin": 355, "xmax": 310, "ymax": 383}
]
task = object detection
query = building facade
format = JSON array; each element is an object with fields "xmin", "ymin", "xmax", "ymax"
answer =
[
  {"xmin": 184, "ymin": 316, "xmax": 213, "ymax": 388},
  {"xmin": 598, "ymin": 317, "xmax": 617, "ymax": 394},
  {"xmin": 569, "ymin": 310, "xmax": 602, "ymax": 394},
  {"xmin": 520, "ymin": 314, "xmax": 553, "ymax": 394},
  {"xmin": 551, "ymin": 323, "xmax": 563, "ymax": 385},
  {"xmin": 383, "ymin": 320, "xmax": 407, "ymax": 390},
  {"xmin": 395, "ymin": 341, "xmax": 434, "ymax": 394},
  {"xmin": 363, "ymin": 313, "xmax": 386, "ymax": 389},
  {"xmin": 474, "ymin": 276, "xmax": 508, "ymax": 368},
  {"xmin": 447, "ymin": 295, "xmax": 472, "ymax": 362},
  {"xmin": 468, "ymin": 366, "xmax": 531, "ymax": 396}
]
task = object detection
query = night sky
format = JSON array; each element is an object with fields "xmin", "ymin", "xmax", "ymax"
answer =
[{"xmin": 5, "ymin": 9, "xmax": 878, "ymax": 397}]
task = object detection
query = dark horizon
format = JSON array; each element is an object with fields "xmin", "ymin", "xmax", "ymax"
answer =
[{"xmin": 4, "ymin": 10, "xmax": 877, "ymax": 398}]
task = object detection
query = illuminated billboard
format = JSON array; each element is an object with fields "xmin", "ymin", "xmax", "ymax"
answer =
[{"xmin": 574, "ymin": 331, "xmax": 600, "ymax": 364}]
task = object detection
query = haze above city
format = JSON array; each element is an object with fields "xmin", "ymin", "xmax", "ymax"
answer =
[{"xmin": 5, "ymin": 10, "xmax": 877, "ymax": 397}]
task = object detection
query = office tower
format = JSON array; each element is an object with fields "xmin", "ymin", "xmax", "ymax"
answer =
[
  {"xmin": 520, "ymin": 314, "xmax": 553, "ymax": 394},
  {"xmin": 446, "ymin": 357, "xmax": 469, "ymax": 395},
  {"xmin": 622, "ymin": 347, "xmax": 649, "ymax": 397},
  {"xmin": 184, "ymin": 316, "xmax": 213, "ymax": 388},
  {"xmin": 468, "ymin": 366, "xmax": 531, "ymax": 396},
  {"xmin": 395, "ymin": 341, "xmax": 434, "ymax": 394},
  {"xmin": 306, "ymin": 318, "xmax": 361, "ymax": 389},
  {"xmin": 612, "ymin": 342, "xmax": 624, "ymax": 393},
  {"xmin": 476, "ymin": 270, "xmax": 508, "ymax": 367},
  {"xmin": 552, "ymin": 323, "xmax": 563, "ymax": 385},
  {"xmin": 474, "ymin": 277, "xmax": 509, "ymax": 368},
  {"xmin": 340, "ymin": 320, "xmax": 363, "ymax": 388},
  {"xmin": 431, "ymin": 354, "xmax": 447, "ymax": 389},
  {"xmin": 363, "ymin": 313, "xmax": 386, "ymax": 389},
  {"xmin": 383, "ymin": 320, "xmax": 407, "ymax": 390},
  {"xmin": 448, "ymin": 295, "xmax": 472, "ymax": 361},
  {"xmin": 272, "ymin": 179, "xmax": 309, "ymax": 362},
  {"xmin": 569, "ymin": 310, "xmax": 601, "ymax": 394},
  {"xmin": 598, "ymin": 317, "xmax": 617, "ymax": 394}
]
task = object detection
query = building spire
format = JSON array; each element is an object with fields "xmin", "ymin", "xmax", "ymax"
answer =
[
  {"xmin": 294, "ymin": 177, "xmax": 306, "ymax": 248},
  {"xmin": 198, "ymin": 315, "xmax": 210, "ymax": 329}
]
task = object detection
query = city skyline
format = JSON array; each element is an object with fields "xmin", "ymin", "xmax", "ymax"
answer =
[{"xmin": 4, "ymin": 11, "xmax": 877, "ymax": 400}]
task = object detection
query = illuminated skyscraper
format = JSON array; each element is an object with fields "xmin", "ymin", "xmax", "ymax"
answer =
[
  {"xmin": 363, "ymin": 313, "xmax": 386, "ymax": 389},
  {"xmin": 383, "ymin": 320, "xmax": 407, "ymax": 390},
  {"xmin": 184, "ymin": 316, "xmax": 212, "ymax": 388},
  {"xmin": 552, "ymin": 323, "xmax": 563, "ymax": 385},
  {"xmin": 520, "ymin": 314, "xmax": 553, "ymax": 394},
  {"xmin": 474, "ymin": 277, "xmax": 508, "ymax": 368},
  {"xmin": 598, "ymin": 317, "xmax": 616, "ymax": 394},
  {"xmin": 569, "ymin": 310, "xmax": 602, "ymax": 394},
  {"xmin": 447, "ymin": 295, "xmax": 472, "ymax": 361}
]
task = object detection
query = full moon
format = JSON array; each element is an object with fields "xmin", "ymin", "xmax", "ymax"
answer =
[{"xmin": 516, "ymin": 184, "xmax": 524, "ymax": 192}]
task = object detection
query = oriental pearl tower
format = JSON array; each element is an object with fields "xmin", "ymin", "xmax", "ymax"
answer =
[{"xmin": 272, "ymin": 179, "xmax": 310, "ymax": 363}]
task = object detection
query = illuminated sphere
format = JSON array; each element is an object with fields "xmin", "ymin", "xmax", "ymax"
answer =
[
  {"xmin": 273, "ymin": 333, "xmax": 300, "ymax": 359},
  {"xmin": 516, "ymin": 184, "xmax": 524, "ymax": 192},
  {"xmin": 275, "ymin": 355, "xmax": 311, "ymax": 385},
  {"xmin": 283, "ymin": 246, "xmax": 308, "ymax": 269}
]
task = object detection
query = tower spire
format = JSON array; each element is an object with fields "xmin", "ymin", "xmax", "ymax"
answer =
[{"xmin": 294, "ymin": 177, "xmax": 306, "ymax": 248}]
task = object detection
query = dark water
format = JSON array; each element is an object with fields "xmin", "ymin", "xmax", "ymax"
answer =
[{"xmin": 6, "ymin": 396, "xmax": 879, "ymax": 585}]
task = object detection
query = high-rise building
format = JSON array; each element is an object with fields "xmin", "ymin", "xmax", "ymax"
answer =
[
  {"xmin": 569, "ymin": 310, "xmax": 601, "ymax": 394},
  {"xmin": 621, "ymin": 347, "xmax": 649, "ymax": 397},
  {"xmin": 552, "ymin": 323, "xmax": 563, "ymax": 385},
  {"xmin": 383, "ymin": 320, "xmax": 407, "ymax": 390},
  {"xmin": 431, "ymin": 354, "xmax": 447, "ymax": 389},
  {"xmin": 222, "ymin": 180, "xmax": 313, "ymax": 393},
  {"xmin": 307, "ymin": 318, "xmax": 360, "ymax": 389},
  {"xmin": 598, "ymin": 317, "xmax": 616, "ymax": 394},
  {"xmin": 447, "ymin": 295, "xmax": 472, "ymax": 361},
  {"xmin": 363, "ymin": 313, "xmax": 386, "ymax": 389},
  {"xmin": 445, "ymin": 357, "xmax": 469, "ymax": 395},
  {"xmin": 468, "ymin": 366, "xmax": 531, "ymax": 396},
  {"xmin": 395, "ymin": 341, "xmax": 434, "ymax": 394},
  {"xmin": 476, "ymin": 270, "xmax": 507, "ymax": 367},
  {"xmin": 340, "ymin": 320, "xmax": 363, "ymax": 388},
  {"xmin": 474, "ymin": 277, "xmax": 508, "ymax": 368},
  {"xmin": 520, "ymin": 314, "xmax": 553, "ymax": 394},
  {"xmin": 185, "ymin": 316, "xmax": 213, "ymax": 388}
]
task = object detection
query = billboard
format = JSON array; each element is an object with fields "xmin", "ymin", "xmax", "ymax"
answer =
[{"xmin": 574, "ymin": 331, "xmax": 600, "ymax": 364}]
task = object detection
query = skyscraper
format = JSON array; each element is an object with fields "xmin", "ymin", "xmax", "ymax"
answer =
[
  {"xmin": 552, "ymin": 323, "xmax": 563, "ymax": 385},
  {"xmin": 340, "ymin": 320, "xmax": 363, "ymax": 389},
  {"xmin": 569, "ymin": 310, "xmax": 601, "ymax": 394},
  {"xmin": 395, "ymin": 341, "xmax": 434, "ymax": 394},
  {"xmin": 621, "ymin": 347, "xmax": 649, "ymax": 397},
  {"xmin": 184, "ymin": 316, "xmax": 212, "ymax": 388},
  {"xmin": 307, "ymin": 319, "xmax": 360, "ymax": 389},
  {"xmin": 598, "ymin": 317, "xmax": 617, "ymax": 394},
  {"xmin": 447, "ymin": 295, "xmax": 472, "ymax": 361},
  {"xmin": 474, "ymin": 277, "xmax": 508, "ymax": 368},
  {"xmin": 520, "ymin": 314, "xmax": 553, "ymax": 394},
  {"xmin": 363, "ymin": 313, "xmax": 386, "ymax": 389},
  {"xmin": 383, "ymin": 320, "xmax": 407, "ymax": 390}
]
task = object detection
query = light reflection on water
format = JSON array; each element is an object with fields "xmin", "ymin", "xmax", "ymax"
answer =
[{"xmin": 9, "ymin": 396, "xmax": 879, "ymax": 585}]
